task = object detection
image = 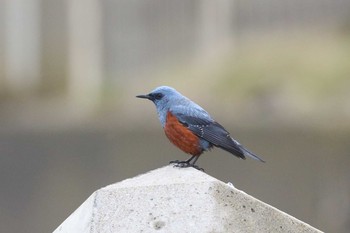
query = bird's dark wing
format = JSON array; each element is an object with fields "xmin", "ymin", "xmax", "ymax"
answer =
[{"xmin": 174, "ymin": 113, "xmax": 246, "ymax": 160}]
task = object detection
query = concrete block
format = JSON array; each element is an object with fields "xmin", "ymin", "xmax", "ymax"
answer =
[{"xmin": 54, "ymin": 165, "xmax": 323, "ymax": 233}]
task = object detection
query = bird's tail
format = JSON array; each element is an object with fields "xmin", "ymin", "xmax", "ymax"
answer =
[
  {"xmin": 224, "ymin": 137, "xmax": 265, "ymax": 162},
  {"xmin": 239, "ymin": 145, "xmax": 265, "ymax": 163}
]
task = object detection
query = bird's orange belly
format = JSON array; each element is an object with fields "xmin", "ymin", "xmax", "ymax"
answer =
[{"xmin": 164, "ymin": 112, "xmax": 202, "ymax": 156}]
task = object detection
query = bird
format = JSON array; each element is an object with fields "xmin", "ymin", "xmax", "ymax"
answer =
[{"xmin": 136, "ymin": 86, "xmax": 265, "ymax": 170}]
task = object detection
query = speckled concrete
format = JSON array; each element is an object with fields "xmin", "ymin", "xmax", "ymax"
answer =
[{"xmin": 54, "ymin": 165, "xmax": 323, "ymax": 233}]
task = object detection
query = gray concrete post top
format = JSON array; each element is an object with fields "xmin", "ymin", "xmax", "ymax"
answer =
[{"xmin": 54, "ymin": 165, "xmax": 323, "ymax": 233}]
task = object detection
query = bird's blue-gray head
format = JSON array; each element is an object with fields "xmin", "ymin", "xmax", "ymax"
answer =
[
  {"xmin": 136, "ymin": 86, "xmax": 191, "ymax": 126},
  {"xmin": 136, "ymin": 86, "xmax": 183, "ymax": 110}
]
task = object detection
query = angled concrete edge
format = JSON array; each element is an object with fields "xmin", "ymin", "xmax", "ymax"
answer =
[{"xmin": 54, "ymin": 165, "xmax": 323, "ymax": 233}]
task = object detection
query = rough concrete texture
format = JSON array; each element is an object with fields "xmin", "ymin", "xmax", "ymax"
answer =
[{"xmin": 54, "ymin": 165, "xmax": 323, "ymax": 233}]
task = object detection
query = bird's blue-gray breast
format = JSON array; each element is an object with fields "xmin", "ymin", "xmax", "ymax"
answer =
[{"xmin": 154, "ymin": 91, "xmax": 212, "ymax": 128}]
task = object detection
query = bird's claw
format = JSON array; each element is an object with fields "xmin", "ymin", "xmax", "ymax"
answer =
[
  {"xmin": 170, "ymin": 160, "xmax": 204, "ymax": 171},
  {"xmin": 169, "ymin": 160, "xmax": 182, "ymax": 164}
]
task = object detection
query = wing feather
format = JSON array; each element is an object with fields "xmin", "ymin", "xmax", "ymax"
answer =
[{"xmin": 174, "ymin": 113, "xmax": 246, "ymax": 159}]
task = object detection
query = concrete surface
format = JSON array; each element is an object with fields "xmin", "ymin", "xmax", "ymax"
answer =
[{"xmin": 53, "ymin": 165, "xmax": 323, "ymax": 233}]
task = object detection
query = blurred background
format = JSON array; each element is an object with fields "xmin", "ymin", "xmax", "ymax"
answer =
[{"xmin": 1, "ymin": 0, "xmax": 350, "ymax": 232}]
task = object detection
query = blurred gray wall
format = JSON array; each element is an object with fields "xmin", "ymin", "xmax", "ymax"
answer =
[
  {"xmin": 0, "ymin": 0, "xmax": 235, "ymax": 95},
  {"xmin": 1, "ymin": 0, "xmax": 350, "ymax": 98}
]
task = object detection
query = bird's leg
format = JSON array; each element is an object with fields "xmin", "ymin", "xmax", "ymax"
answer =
[
  {"xmin": 188, "ymin": 156, "xmax": 204, "ymax": 171},
  {"xmin": 190, "ymin": 155, "xmax": 200, "ymax": 165}
]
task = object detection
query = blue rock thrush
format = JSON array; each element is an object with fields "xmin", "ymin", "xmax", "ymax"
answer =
[{"xmin": 137, "ymin": 86, "xmax": 265, "ymax": 170}]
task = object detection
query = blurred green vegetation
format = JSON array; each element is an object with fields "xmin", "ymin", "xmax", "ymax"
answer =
[
  {"xmin": 152, "ymin": 31, "xmax": 350, "ymax": 129},
  {"xmin": 217, "ymin": 32, "xmax": 350, "ymax": 100}
]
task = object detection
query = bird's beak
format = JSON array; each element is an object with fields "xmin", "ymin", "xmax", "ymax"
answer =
[{"xmin": 136, "ymin": 94, "xmax": 151, "ymax": 100}]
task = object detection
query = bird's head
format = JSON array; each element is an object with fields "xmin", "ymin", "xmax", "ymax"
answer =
[
  {"xmin": 136, "ymin": 86, "xmax": 182, "ymax": 110},
  {"xmin": 137, "ymin": 86, "xmax": 209, "ymax": 127}
]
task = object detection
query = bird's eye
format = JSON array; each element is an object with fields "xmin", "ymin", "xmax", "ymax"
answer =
[{"xmin": 154, "ymin": 93, "xmax": 164, "ymax": 100}]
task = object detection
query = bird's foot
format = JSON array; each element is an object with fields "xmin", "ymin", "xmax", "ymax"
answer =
[
  {"xmin": 170, "ymin": 160, "xmax": 204, "ymax": 171},
  {"xmin": 169, "ymin": 160, "xmax": 183, "ymax": 164}
]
